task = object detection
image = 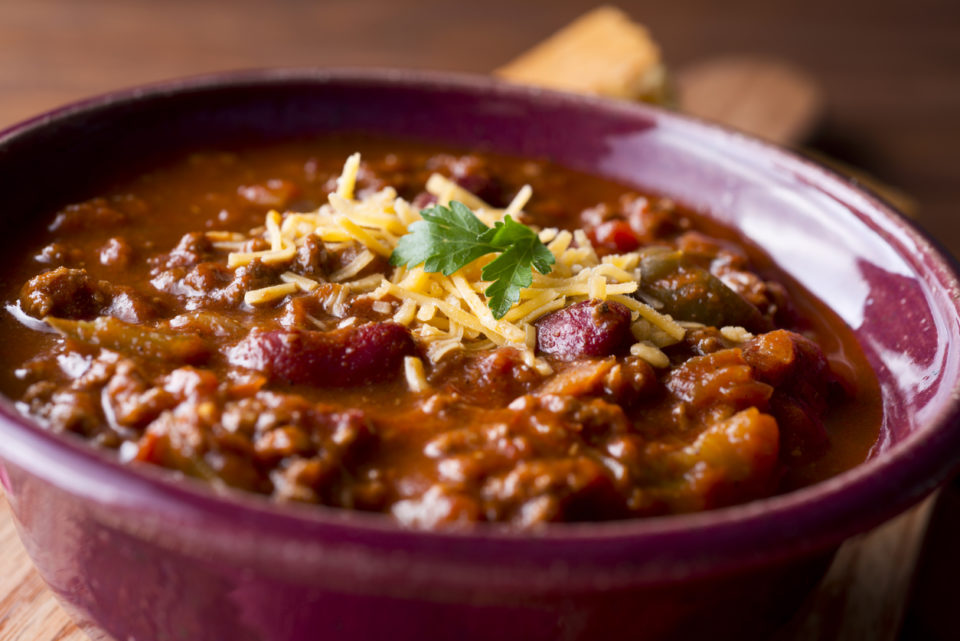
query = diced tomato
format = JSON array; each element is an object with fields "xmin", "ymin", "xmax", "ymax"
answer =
[{"xmin": 593, "ymin": 219, "xmax": 640, "ymax": 253}]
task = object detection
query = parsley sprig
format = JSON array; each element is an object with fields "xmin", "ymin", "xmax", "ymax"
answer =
[{"xmin": 389, "ymin": 201, "xmax": 555, "ymax": 319}]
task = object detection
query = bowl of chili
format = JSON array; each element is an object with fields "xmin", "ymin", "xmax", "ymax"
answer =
[{"xmin": 0, "ymin": 69, "xmax": 958, "ymax": 641}]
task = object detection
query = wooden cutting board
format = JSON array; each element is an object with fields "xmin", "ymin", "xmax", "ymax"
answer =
[
  {"xmin": 0, "ymin": 495, "xmax": 86, "ymax": 641},
  {"xmin": 0, "ymin": 8, "xmax": 935, "ymax": 641}
]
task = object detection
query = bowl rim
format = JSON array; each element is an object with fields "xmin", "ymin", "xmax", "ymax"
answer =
[{"xmin": 1, "ymin": 67, "xmax": 959, "ymax": 578}]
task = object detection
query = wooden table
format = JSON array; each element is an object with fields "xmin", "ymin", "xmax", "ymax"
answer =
[{"xmin": 1, "ymin": 1, "xmax": 958, "ymax": 639}]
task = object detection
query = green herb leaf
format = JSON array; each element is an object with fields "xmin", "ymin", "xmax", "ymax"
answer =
[
  {"xmin": 390, "ymin": 201, "xmax": 497, "ymax": 275},
  {"xmin": 389, "ymin": 201, "xmax": 555, "ymax": 319},
  {"xmin": 481, "ymin": 216, "xmax": 556, "ymax": 318}
]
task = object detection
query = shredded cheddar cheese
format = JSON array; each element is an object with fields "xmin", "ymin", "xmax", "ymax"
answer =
[
  {"xmin": 280, "ymin": 271, "xmax": 320, "ymax": 292},
  {"xmin": 244, "ymin": 282, "xmax": 298, "ymax": 306},
  {"xmin": 630, "ymin": 341, "xmax": 670, "ymax": 368},
  {"xmin": 217, "ymin": 153, "xmax": 687, "ymax": 367},
  {"xmin": 404, "ymin": 355, "xmax": 429, "ymax": 392},
  {"xmin": 335, "ymin": 152, "xmax": 361, "ymax": 200},
  {"xmin": 720, "ymin": 326, "xmax": 754, "ymax": 343},
  {"xmin": 330, "ymin": 249, "xmax": 376, "ymax": 282}
]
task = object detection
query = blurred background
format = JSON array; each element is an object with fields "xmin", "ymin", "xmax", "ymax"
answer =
[
  {"xmin": 0, "ymin": 1, "xmax": 957, "ymax": 639},
  {"xmin": 1, "ymin": 0, "xmax": 957, "ymax": 253}
]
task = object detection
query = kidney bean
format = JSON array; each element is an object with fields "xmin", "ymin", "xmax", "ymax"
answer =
[
  {"xmin": 535, "ymin": 299, "xmax": 632, "ymax": 360},
  {"xmin": 228, "ymin": 323, "xmax": 415, "ymax": 386}
]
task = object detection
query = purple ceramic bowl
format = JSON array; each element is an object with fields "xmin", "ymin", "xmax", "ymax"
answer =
[{"xmin": 1, "ymin": 69, "xmax": 959, "ymax": 641}]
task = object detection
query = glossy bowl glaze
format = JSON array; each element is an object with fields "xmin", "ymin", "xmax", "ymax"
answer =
[{"xmin": 0, "ymin": 69, "xmax": 958, "ymax": 641}]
